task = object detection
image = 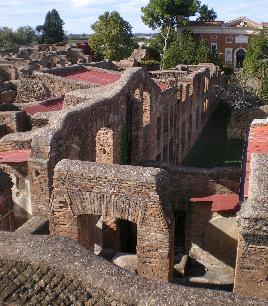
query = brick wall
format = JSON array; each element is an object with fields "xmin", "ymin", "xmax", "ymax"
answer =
[
  {"xmin": 49, "ymin": 160, "xmax": 174, "ymax": 282},
  {"xmin": 234, "ymin": 153, "xmax": 268, "ymax": 299}
]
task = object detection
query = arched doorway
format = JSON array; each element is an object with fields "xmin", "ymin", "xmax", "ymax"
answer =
[{"xmin": 235, "ymin": 49, "xmax": 246, "ymax": 68}]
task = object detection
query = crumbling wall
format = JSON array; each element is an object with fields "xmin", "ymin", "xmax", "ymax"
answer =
[
  {"xmin": 0, "ymin": 111, "xmax": 25, "ymax": 139},
  {"xmin": 227, "ymin": 106, "xmax": 268, "ymax": 139},
  {"xmin": 49, "ymin": 160, "xmax": 174, "ymax": 282},
  {"xmin": 28, "ymin": 68, "xmax": 144, "ymax": 216},
  {"xmin": 16, "ymin": 69, "xmax": 94, "ymax": 102},
  {"xmin": 147, "ymin": 65, "xmax": 221, "ymax": 165}
]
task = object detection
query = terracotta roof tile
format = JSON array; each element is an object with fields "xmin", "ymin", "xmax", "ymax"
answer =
[
  {"xmin": 54, "ymin": 68, "xmax": 120, "ymax": 85},
  {"xmin": 24, "ymin": 97, "xmax": 64, "ymax": 115},
  {"xmin": 0, "ymin": 149, "xmax": 30, "ymax": 163}
]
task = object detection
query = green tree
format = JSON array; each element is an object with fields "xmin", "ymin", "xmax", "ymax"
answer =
[
  {"xmin": 15, "ymin": 26, "xmax": 37, "ymax": 45},
  {"xmin": 197, "ymin": 5, "xmax": 217, "ymax": 21},
  {"xmin": 36, "ymin": 9, "xmax": 65, "ymax": 44},
  {"xmin": 163, "ymin": 32, "xmax": 221, "ymax": 68},
  {"xmin": 89, "ymin": 11, "xmax": 135, "ymax": 61},
  {"xmin": 0, "ymin": 27, "xmax": 16, "ymax": 48},
  {"xmin": 195, "ymin": 38, "xmax": 211, "ymax": 63},
  {"xmin": 163, "ymin": 31, "xmax": 197, "ymax": 68},
  {"xmin": 141, "ymin": 0, "xmax": 200, "ymax": 59},
  {"xmin": 243, "ymin": 33, "xmax": 268, "ymax": 78}
]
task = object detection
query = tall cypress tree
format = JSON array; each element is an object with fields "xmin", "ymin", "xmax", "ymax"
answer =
[{"xmin": 36, "ymin": 9, "xmax": 65, "ymax": 44}]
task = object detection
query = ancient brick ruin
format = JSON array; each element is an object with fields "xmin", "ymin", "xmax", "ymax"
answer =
[{"xmin": 0, "ymin": 46, "xmax": 267, "ymax": 304}]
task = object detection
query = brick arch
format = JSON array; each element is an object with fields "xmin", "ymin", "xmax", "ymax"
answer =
[{"xmin": 49, "ymin": 160, "xmax": 174, "ymax": 281}]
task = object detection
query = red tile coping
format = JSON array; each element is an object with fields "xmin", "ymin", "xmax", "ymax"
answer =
[
  {"xmin": 190, "ymin": 194, "xmax": 239, "ymax": 213},
  {"xmin": 24, "ymin": 98, "xmax": 64, "ymax": 115},
  {"xmin": 244, "ymin": 125, "xmax": 268, "ymax": 198},
  {"xmin": 54, "ymin": 69, "xmax": 120, "ymax": 85},
  {"xmin": 158, "ymin": 82, "xmax": 171, "ymax": 91},
  {"xmin": 0, "ymin": 149, "xmax": 31, "ymax": 163}
]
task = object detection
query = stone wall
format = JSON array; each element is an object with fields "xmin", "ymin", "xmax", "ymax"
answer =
[
  {"xmin": 0, "ymin": 111, "xmax": 25, "ymax": 139},
  {"xmin": 146, "ymin": 65, "xmax": 221, "ymax": 165},
  {"xmin": 234, "ymin": 153, "xmax": 268, "ymax": 299},
  {"xmin": 0, "ymin": 231, "xmax": 266, "ymax": 305},
  {"xmin": 49, "ymin": 160, "xmax": 174, "ymax": 282},
  {"xmin": 29, "ymin": 68, "xmax": 144, "ymax": 216},
  {"xmin": 16, "ymin": 68, "xmax": 97, "ymax": 102},
  {"xmin": 227, "ymin": 106, "xmax": 268, "ymax": 139},
  {"xmin": 142, "ymin": 162, "xmax": 240, "ymax": 209}
]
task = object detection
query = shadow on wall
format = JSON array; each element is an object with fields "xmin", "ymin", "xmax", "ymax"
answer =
[{"xmin": 187, "ymin": 204, "xmax": 238, "ymax": 269}]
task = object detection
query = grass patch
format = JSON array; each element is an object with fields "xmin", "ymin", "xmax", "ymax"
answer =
[{"xmin": 183, "ymin": 103, "xmax": 244, "ymax": 168}]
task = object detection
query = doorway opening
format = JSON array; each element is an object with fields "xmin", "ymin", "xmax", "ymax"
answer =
[
  {"xmin": 118, "ymin": 219, "xmax": 137, "ymax": 254},
  {"xmin": 236, "ymin": 49, "xmax": 246, "ymax": 68}
]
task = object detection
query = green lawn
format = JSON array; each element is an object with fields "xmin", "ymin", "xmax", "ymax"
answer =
[{"xmin": 183, "ymin": 104, "xmax": 244, "ymax": 168}]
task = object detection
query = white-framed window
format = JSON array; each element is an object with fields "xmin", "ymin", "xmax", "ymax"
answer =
[
  {"xmin": 226, "ymin": 37, "xmax": 233, "ymax": 43},
  {"xmin": 211, "ymin": 35, "xmax": 217, "ymax": 40},
  {"xmin": 211, "ymin": 43, "xmax": 217, "ymax": 54},
  {"xmin": 225, "ymin": 48, "xmax": 233, "ymax": 64}
]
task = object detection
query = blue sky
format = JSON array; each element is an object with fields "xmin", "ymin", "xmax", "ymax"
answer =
[{"xmin": 0, "ymin": 0, "xmax": 267, "ymax": 34}]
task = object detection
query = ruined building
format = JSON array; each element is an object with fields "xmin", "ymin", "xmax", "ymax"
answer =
[{"xmin": 0, "ymin": 54, "xmax": 267, "ymax": 305}]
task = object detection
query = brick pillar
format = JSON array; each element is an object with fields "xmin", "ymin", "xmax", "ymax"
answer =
[{"xmin": 137, "ymin": 224, "xmax": 174, "ymax": 282}]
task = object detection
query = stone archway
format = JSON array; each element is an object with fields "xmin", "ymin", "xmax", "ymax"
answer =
[{"xmin": 49, "ymin": 160, "xmax": 174, "ymax": 281}]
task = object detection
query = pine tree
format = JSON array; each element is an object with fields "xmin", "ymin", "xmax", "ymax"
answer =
[
  {"xmin": 197, "ymin": 5, "xmax": 217, "ymax": 21},
  {"xmin": 36, "ymin": 9, "xmax": 65, "ymax": 44}
]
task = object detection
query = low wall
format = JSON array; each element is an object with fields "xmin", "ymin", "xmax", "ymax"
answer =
[
  {"xmin": 16, "ymin": 69, "xmax": 96, "ymax": 102},
  {"xmin": 0, "ymin": 231, "xmax": 266, "ymax": 305},
  {"xmin": 142, "ymin": 162, "xmax": 241, "ymax": 209}
]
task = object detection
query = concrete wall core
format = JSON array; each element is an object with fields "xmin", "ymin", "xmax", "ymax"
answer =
[{"xmin": 49, "ymin": 160, "xmax": 174, "ymax": 282}]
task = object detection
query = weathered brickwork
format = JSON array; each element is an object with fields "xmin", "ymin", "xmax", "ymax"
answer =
[
  {"xmin": 2, "ymin": 61, "xmax": 265, "ymax": 303},
  {"xmin": 49, "ymin": 160, "xmax": 174, "ymax": 281},
  {"xmin": 142, "ymin": 162, "xmax": 240, "ymax": 209},
  {"xmin": 0, "ymin": 260, "xmax": 124, "ymax": 305},
  {"xmin": 146, "ymin": 64, "xmax": 221, "ymax": 164}
]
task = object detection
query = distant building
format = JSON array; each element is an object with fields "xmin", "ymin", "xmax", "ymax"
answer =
[{"xmin": 187, "ymin": 17, "xmax": 268, "ymax": 68}]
